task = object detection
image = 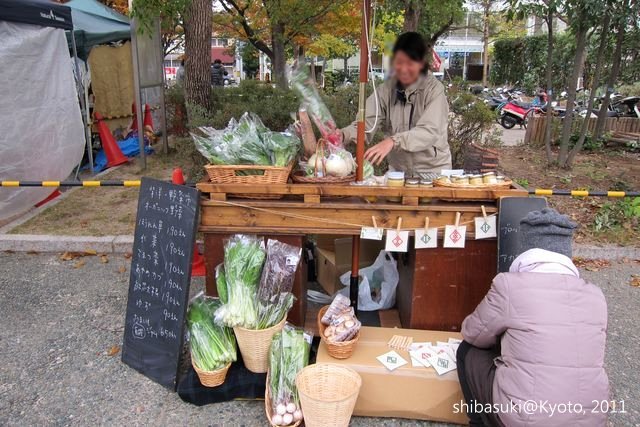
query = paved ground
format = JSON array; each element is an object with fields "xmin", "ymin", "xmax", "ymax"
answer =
[
  {"xmin": 0, "ymin": 252, "xmax": 638, "ymax": 426},
  {"xmin": 498, "ymin": 127, "xmax": 526, "ymax": 147}
]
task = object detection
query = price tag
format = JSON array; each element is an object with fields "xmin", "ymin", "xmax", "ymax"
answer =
[
  {"xmin": 474, "ymin": 215, "xmax": 497, "ymax": 239},
  {"xmin": 385, "ymin": 230, "xmax": 409, "ymax": 252},
  {"xmin": 361, "ymin": 227, "xmax": 384, "ymax": 240},
  {"xmin": 443, "ymin": 225, "xmax": 466, "ymax": 248},
  {"xmin": 415, "ymin": 228, "xmax": 438, "ymax": 249}
]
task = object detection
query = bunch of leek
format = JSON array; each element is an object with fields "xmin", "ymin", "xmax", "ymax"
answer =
[{"xmin": 187, "ymin": 296, "xmax": 236, "ymax": 371}]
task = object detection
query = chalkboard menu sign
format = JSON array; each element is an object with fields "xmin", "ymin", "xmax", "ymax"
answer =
[
  {"xmin": 497, "ymin": 197, "xmax": 547, "ymax": 273},
  {"xmin": 122, "ymin": 177, "xmax": 200, "ymax": 389}
]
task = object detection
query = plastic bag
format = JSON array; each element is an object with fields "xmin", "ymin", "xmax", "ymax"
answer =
[
  {"xmin": 258, "ymin": 240, "xmax": 302, "ymax": 300},
  {"xmin": 268, "ymin": 324, "xmax": 311, "ymax": 425},
  {"xmin": 261, "ymin": 129, "xmax": 301, "ymax": 167},
  {"xmin": 339, "ymin": 251, "xmax": 399, "ymax": 311},
  {"xmin": 291, "ymin": 68, "xmax": 342, "ymax": 147}
]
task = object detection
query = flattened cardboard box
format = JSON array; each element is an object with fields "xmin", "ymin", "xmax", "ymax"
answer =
[{"xmin": 317, "ymin": 326, "xmax": 468, "ymax": 424}]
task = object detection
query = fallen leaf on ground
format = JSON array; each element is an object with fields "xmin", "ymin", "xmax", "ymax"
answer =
[
  {"xmin": 631, "ymin": 275, "xmax": 640, "ymax": 288},
  {"xmin": 26, "ymin": 250, "xmax": 39, "ymax": 255},
  {"xmin": 4, "ymin": 250, "xmax": 15, "ymax": 254},
  {"xmin": 106, "ymin": 345, "xmax": 120, "ymax": 356},
  {"xmin": 573, "ymin": 258, "xmax": 611, "ymax": 271},
  {"xmin": 123, "ymin": 252, "xmax": 132, "ymax": 259},
  {"xmin": 100, "ymin": 255, "xmax": 109, "ymax": 264},
  {"xmin": 118, "ymin": 266, "xmax": 127, "ymax": 273},
  {"xmin": 60, "ymin": 251, "xmax": 98, "ymax": 261},
  {"xmin": 73, "ymin": 260, "xmax": 85, "ymax": 269}
]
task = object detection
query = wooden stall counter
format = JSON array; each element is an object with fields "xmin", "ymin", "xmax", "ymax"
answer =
[{"xmin": 196, "ymin": 182, "xmax": 527, "ymax": 331}]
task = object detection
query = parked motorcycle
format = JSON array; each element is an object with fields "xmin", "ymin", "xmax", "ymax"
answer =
[{"xmin": 499, "ymin": 100, "xmax": 544, "ymax": 129}]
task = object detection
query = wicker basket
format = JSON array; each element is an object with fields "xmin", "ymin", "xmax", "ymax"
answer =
[
  {"xmin": 265, "ymin": 372, "xmax": 303, "ymax": 427},
  {"xmin": 204, "ymin": 163, "xmax": 293, "ymax": 199},
  {"xmin": 191, "ymin": 358, "xmax": 231, "ymax": 387},
  {"xmin": 317, "ymin": 306, "xmax": 359, "ymax": 359},
  {"xmin": 291, "ymin": 171, "xmax": 355, "ymax": 185},
  {"xmin": 433, "ymin": 178, "xmax": 513, "ymax": 189},
  {"xmin": 296, "ymin": 364, "xmax": 362, "ymax": 427},
  {"xmin": 233, "ymin": 317, "xmax": 286, "ymax": 373}
]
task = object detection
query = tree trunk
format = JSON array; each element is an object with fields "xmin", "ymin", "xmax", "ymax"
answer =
[
  {"xmin": 543, "ymin": 3, "xmax": 554, "ymax": 163},
  {"xmin": 271, "ymin": 22, "xmax": 287, "ymax": 89},
  {"xmin": 183, "ymin": 0, "xmax": 212, "ymax": 111},
  {"xmin": 403, "ymin": 0, "xmax": 421, "ymax": 32},
  {"xmin": 343, "ymin": 56, "xmax": 348, "ymax": 74},
  {"xmin": 594, "ymin": 19, "xmax": 625, "ymax": 140},
  {"xmin": 557, "ymin": 25, "xmax": 588, "ymax": 166},
  {"xmin": 566, "ymin": 14, "xmax": 611, "ymax": 166},
  {"xmin": 481, "ymin": 1, "xmax": 490, "ymax": 87}
]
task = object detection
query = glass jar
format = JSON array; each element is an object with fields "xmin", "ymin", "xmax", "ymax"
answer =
[
  {"xmin": 405, "ymin": 177, "xmax": 420, "ymax": 188},
  {"xmin": 419, "ymin": 179, "xmax": 433, "ymax": 204},
  {"xmin": 386, "ymin": 171, "xmax": 405, "ymax": 202},
  {"xmin": 453, "ymin": 175, "xmax": 469, "ymax": 185},
  {"xmin": 496, "ymin": 175, "xmax": 506, "ymax": 183},
  {"xmin": 469, "ymin": 174, "xmax": 483, "ymax": 185},
  {"xmin": 482, "ymin": 172, "xmax": 497, "ymax": 184}
]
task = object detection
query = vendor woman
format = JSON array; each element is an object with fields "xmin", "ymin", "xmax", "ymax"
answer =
[{"xmin": 341, "ymin": 32, "xmax": 452, "ymax": 177}]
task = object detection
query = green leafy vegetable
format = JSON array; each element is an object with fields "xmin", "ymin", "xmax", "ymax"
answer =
[
  {"xmin": 187, "ymin": 296, "xmax": 236, "ymax": 371},
  {"xmin": 215, "ymin": 264, "xmax": 228, "ymax": 304}
]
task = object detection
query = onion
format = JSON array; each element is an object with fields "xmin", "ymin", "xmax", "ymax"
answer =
[
  {"xmin": 276, "ymin": 403, "xmax": 287, "ymax": 416},
  {"xmin": 272, "ymin": 414, "xmax": 284, "ymax": 425},
  {"xmin": 283, "ymin": 413, "xmax": 294, "ymax": 425},
  {"xmin": 324, "ymin": 154, "xmax": 350, "ymax": 177},
  {"xmin": 286, "ymin": 402, "xmax": 296, "ymax": 413},
  {"xmin": 293, "ymin": 410, "xmax": 303, "ymax": 421}
]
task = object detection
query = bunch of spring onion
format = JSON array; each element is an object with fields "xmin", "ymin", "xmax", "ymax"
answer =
[
  {"xmin": 187, "ymin": 296, "xmax": 236, "ymax": 371},
  {"xmin": 268, "ymin": 326, "xmax": 311, "ymax": 426}
]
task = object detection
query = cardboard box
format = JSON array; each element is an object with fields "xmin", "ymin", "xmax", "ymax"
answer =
[
  {"xmin": 317, "ymin": 326, "xmax": 467, "ymax": 424},
  {"xmin": 315, "ymin": 237, "xmax": 384, "ymax": 295}
]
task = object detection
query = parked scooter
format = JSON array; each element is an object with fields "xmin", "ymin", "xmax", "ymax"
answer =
[{"xmin": 499, "ymin": 100, "xmax": 544, "ymax": 129}]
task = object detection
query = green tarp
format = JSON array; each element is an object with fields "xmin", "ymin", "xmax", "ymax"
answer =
[{"xmin": 65, "ymin": 0, "xmax": 130, "ymax": 58}]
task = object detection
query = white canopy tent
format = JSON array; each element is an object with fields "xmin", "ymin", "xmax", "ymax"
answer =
[{"xmin": 0, "ymin": 0, "xmax": 85, "ymax": 221}]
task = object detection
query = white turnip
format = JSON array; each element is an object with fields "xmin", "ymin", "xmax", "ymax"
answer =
[
  {"xmin": 286, "ymin": 402, "xmax": 296, "ymax": 413},
  {"xmin": 282, "ymin": 413, "xmax": 294, "ymax": 425}
]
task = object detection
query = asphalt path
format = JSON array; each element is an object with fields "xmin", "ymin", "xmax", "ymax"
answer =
[{"xmin": 0, "ymin": 252, "xmax": 637, "ymax": 426}]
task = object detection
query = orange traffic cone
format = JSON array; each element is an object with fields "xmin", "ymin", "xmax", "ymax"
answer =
[
  {"xmin": 143, "ymin": 104, "xmax": 154, "ymax": 131},
  {"xmin": 172, "ymin": 167, "xmax": 206, "ymax": 277},
  {"xmin": 95, "ymin": 112, "xmax": 128, "ymax": 168}
]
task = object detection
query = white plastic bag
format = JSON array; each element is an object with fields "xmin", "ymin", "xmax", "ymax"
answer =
[{"xmin": 339, "ymin": 251, "xmax": 399, "ymax": 311}]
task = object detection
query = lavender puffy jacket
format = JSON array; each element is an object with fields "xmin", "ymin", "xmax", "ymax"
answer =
[{"xmin": 462, "ymin": 272, "xmax": 609, "ymax": 426}]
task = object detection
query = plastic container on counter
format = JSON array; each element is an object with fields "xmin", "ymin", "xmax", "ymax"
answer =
[
  {"xmin": 453, "ymin": 175, "xmax": 469, "ymax": 185},
  {"xmin": 469, "ymin": 174, "xmax": 483, "ymax": 185},
  {"xmin": 496, "ymin": 175, "xmax": 506, "ymax": 183},
  {"xmin": 386, "ymin": 171, "xmax": 405, "ymax": 202}
]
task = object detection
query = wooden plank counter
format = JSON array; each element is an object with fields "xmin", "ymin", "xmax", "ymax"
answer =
[{"xmin": 196, "ymin": 182, "xmax": 527, "ymax": 331}]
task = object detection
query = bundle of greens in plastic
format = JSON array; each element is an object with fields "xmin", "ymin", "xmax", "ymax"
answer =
[
  {"xmin": 214, "ymin": 235, "xmax": 266, "ymax": 329},
  {"xmin": 291, "ymin": 68, "xmax": 342, "ymax": 147},
  {"xmin": 268, "ymin": 325, "xmax": 311, "ymax": 426},
  {"xmin": 187, "ymin": 296, "xmax": 237, "ymax": 371},
  {"xmin": 256, "ymin": 240, "xmax": 301, "ymax": 329},
  {"xmin": 191, "ymin": 112, "xmax": 300, "ymax": 167},
  {"xmin": 215, "ymin": 236, "xmax": 300, "ymax": 331}
]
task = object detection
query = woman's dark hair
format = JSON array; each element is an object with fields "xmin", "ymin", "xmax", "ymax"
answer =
[{"xmin": 393, "ymin": 32, "xmax": 428, "ymax": 63}]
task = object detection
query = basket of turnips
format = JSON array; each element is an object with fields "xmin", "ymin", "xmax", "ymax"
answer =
[{"xmin": 317, "ymin": 295, "xmax": 362, "ymax": 359}]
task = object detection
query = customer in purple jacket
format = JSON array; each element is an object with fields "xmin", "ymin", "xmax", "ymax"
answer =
[{"xmin": 457, "ymin": 208, "xmax": 609, "ymax": 427}]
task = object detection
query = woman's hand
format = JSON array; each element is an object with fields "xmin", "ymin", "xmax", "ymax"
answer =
[{"xmin": 364, "ymin": 138, "xmax": 394, "ymax": 165}]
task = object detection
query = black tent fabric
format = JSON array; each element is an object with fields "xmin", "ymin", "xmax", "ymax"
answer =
[{"xmin": 0, "ymin": 0, "xmax": 73, "ymax": 30}]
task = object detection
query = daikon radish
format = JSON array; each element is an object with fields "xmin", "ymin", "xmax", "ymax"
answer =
[{"xmin": 298, "ymin": 108, "xmax": 317, "ymax": 158}]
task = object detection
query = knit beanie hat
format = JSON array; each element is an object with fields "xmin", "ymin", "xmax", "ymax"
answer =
[{"xmin": 519, "ymin": 208, "xmax": 577, "ymax": 258}]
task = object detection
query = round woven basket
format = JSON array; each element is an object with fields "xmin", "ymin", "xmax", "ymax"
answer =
[
  {"xmin": 233, "ymin": 317, "xmax": 286, "ymax": 373},
  {"xmin": 295, "ymin": 364, "xmax": 362, "ymax": 427},
  {"xmin": 433, "ymin": 178, "xmax": 512, "ymax": 189},
  {"xmin": 191, "ymin": 358, "xmax": 231, "ymax": 388},
  {"xmin": 291, "ymin": 171, "xmax": 355, "ymax": 184},
  {"xmin": 317, "ymin": 306, "xmax": 359, "ymax": 359},
  {"xmin": 265, "ymin": 372, "xmax": 303, "ymax": 427}
]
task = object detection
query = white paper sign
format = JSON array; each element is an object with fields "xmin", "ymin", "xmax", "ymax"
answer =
[
  {"xmin": 385, "ymin": 230, "xmax": 409, "ymax": 252},
  {"xmin": 427, "ymin": 349, "xmax": 457, "ymax": 375},
  {"xmin": 474, "ymin": 216, "xmax": 497, "ymax": 239},
  {"xmin": 443, "ymin": 225, "xmax": 467, "ymax": 248},
  {"xmin": 409, "ymin": 347, "xmax": 437, "ymax": 368},
  {"xmin": 376, "ymin": 350, "xmax": 408, "ymax": 371},
  {"xmin": 361, "ymin": 227, "xmax": 384, "ymax": 240},
  {"xmin": 414, "ymin": 228, "xmax": 438, "ymax": 249}
]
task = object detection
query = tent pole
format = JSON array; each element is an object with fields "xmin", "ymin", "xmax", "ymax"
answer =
[
  {"xmin": 130, "ymin": 17, "xmax": 146, "ymax": 170},
  {"xmin": 70, "ymin": 32, "xmax": 94, "ymax": 175},
  {"xmin": 350, "ymin": 0, "xmax": 372, "ymax": 311}
]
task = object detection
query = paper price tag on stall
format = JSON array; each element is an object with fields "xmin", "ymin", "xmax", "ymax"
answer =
[
  {"xmin": 474, "ymin": 206, "xmax": 497, "ymax": 239},
  {"xmin": 361, "ymin": 227, "xmax": 384, "ymax": 240},
  {"xmin": 385, "ymin": 217, "xmax": 409, "ymax": 252},
  {"xmin": 444, "ymin": 225, "xmax": 466, "ymax": 248}
]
